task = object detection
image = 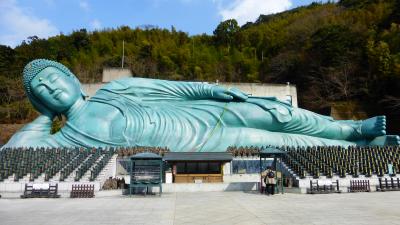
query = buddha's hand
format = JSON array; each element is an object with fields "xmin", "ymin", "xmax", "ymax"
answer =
[{"xmin": 211, "ymin": 86, "xmax": 248, "ymax": 102}]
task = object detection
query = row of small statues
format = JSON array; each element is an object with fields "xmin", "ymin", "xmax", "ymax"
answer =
[
  {"xmin": 3, "ymin": 145, "xmax": 400, "ymax": 159},
  {"xmin": 226, "ymin": 146, "xmax": 267, "ymax": 157},
  {"xmin": 284, "ymin": 145, "xmax": 400, "ymax": 151},
  {"xmin": 117, "ymin": 146, "xmax": 170, "ymax": 157}
]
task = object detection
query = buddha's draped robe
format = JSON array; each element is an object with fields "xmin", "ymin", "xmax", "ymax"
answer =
[
  {"xmin": 56, "ymin": 78, "xmax": 295, "ymax": 151},
  {"xmin": 4, "ymin": 78, "xmax": 354, "ymax": 151}
]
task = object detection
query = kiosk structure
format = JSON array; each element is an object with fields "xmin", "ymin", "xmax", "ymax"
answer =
[
  {"xmin": 164, "ymin": 152, "xmax": 232, "ymax": 183},
  {"xmin": 129, "ymin": 153, "xmax": 163, "ymax": 195},
  {"xmin": 259, "ymin": 148, "xmax": 287, "ymax": 194}
]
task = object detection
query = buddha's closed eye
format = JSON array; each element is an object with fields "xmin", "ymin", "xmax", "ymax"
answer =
[
  {"xmin": 37, "ymin": 86, "xmax": 46, "ymax": 94},
  {"xmin": 49, "ymin": 73, "xmax": 59, "ymax": 82}
]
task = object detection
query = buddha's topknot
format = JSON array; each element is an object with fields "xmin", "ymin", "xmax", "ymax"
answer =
[{"xmin": 23, "ymin": 59, "xmax": 74, "ymax": 96}]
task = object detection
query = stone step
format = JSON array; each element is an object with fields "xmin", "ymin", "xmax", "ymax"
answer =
[{"xmin": 80, "ymin": 154, "xmax": 108, "ymax": 182}]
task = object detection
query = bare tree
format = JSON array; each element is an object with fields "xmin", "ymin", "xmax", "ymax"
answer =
[
  {"xmin": 380, "ymin": 95, "xmax": 400, "ymax": 112},
  {"xmin": 307, "ymin": 61, "xmax": 361, "ymax": 104}
]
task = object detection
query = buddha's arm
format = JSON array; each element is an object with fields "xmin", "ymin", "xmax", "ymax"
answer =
[
  {"xmin": 2, "ymin": 115, "xmax": 54, "ymax": 148},
  {"xmin": 114, "ymin": 77, "xmax": 216, "ymax": 100},
  {"xmin": 108, "ymin": 77, "xmax": 219, "ymax": 100}
]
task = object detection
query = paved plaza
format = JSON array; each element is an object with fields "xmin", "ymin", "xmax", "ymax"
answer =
[{"xmin": 1, "ymin": 191, "xmax": 400, "ymax": 225}]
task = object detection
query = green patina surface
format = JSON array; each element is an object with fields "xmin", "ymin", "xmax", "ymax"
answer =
[{"xmin": 2, "ymin": 59, "xmax": 399, "ymax": 150}]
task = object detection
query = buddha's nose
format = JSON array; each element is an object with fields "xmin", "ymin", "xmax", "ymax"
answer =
[{"xmin": 44, "ymin": 82, "xmax": 56, "ymax": 93}]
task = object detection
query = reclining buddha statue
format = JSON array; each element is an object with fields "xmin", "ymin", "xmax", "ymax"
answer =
[{"xmin": 2, "ymin": 59, "xmax": 399, "ymax": 151}]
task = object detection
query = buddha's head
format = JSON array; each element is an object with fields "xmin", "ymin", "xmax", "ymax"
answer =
[{"xmin": 23, "ymin": 59, "xmax": 86, "ymax": 115}]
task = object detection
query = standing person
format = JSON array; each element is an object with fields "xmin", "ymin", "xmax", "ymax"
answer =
[
  {"xmin": 264, "ymin": 167, "xmax": 276, "ymax": 195},
  {"xmin": 261, "ymin": 174, "xmax": 267, "ymax": 194},
  {"xmin": 388, "ymin": 162, "xmax": 394, "ymax": 176}
]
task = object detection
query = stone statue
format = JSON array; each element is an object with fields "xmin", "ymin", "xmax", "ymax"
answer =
[{"xmin": 2, "ymin": 59, "xmax": 399, "ymax": 151}]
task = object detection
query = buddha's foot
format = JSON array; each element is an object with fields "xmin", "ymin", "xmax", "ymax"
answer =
[
  {"xmin": 369, "ymin": 135, "xmax": 400, "ymax": 146},
  {"xmin": 361, "ymin": 116, "xmax": 386, "ymax": 138}
]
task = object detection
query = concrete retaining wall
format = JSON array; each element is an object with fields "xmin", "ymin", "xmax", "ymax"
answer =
[
  {"xmin": 102, "ymin": 68, "xmax": 132, "ymax": 82},
  {"xmin": 162, "ymin": 182, "xmax": 259, "ymax": 192},
  {"xmin": 223, "ymin": 174, "xmax": 260, "ymax": 183}
]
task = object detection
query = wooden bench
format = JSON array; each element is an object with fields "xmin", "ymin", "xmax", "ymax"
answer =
[
  {"xmin": 70, "ymin": 184, "xmax": 95, "ymax": 198},
  {"xmin": 20, "ymin": 183, "xmax": 60, "ymax": 198},
  {"xmin": 307, "ymin": 180, "xmax": 341, "ymax": 194},
  {"xmin": 377, "ymin": 177, "xmax": 400, "ymax": 192},
  {"xmin": 349, "ymin": 180, "xmax": 370, "ymax": 192}
]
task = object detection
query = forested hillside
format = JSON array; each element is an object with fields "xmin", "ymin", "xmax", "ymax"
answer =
[{"xmin": 0, "ymin": 0, "xmax": 399, "ymax": 131}]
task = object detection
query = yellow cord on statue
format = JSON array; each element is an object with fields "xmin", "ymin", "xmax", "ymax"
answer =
[{"xmin": 198, "ymin": 102, "xmax": 229, "ymax": 152}]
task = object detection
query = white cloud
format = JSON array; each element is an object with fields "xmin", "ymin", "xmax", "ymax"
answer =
[
  {"xmin": 218, "ymin": 0, "xmax": 292, "ymax": 25},
  {"xmin": 90, "ymin": 19, "xmax": 102, "ymax": 30},
  {"xmin": 79, "ymin": 0, "xmax": 90, "ymax": 11},
  {"xmin": 0, "ymin": 0, "xmax": 58, "ymax": 47}
]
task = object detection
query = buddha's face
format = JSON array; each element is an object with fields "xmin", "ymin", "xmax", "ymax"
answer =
[{"xmin": 30, "ymin": 67, "xmax": 81, "ymax": 113}]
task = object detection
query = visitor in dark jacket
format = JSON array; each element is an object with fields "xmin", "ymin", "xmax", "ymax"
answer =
[{"xmin": 264, "ymin": 167, "xmax": 276, "ymax": 195}]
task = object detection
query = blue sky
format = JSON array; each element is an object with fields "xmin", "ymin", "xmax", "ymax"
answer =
[{"xmin": 0, "ymin": 0, "xmax": 333, "ymax": 47}]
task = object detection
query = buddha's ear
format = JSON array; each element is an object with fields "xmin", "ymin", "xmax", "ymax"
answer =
[
  {"xmin": 81, "ymin": 89, "xmax": 88, "ymax": 100},
  {"xmin": 72, "ymin": 74, "xmax": 82, "ymax": 86},
  {"xmin": 71, "ymin": 74, "xmax": 88, "ymax": 99}
]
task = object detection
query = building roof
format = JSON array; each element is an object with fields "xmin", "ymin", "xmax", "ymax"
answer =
[
  {"xmin": 163, "ymin": 152, "xmax": 233, "ymax": 162},
  {"xmin": 130, "ymin": 152, "xmax": 162, "ymax": 159},
  {"xmin": 260, "ymin": 147, "xmax": 287, "ymax": 158}
]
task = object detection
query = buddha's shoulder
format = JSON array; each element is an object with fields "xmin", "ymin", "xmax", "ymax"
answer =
[
  {"xmin": 71, "ymin": 102, "xmax": 126, "ymax": 139},
  {"xmin": 85, "ymin": 101, "xmax": 124, "ymax": 117}
]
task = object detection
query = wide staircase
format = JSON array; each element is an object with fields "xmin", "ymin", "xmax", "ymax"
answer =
[
  {"xmin": 0, "ymin": 147, "xmax": 116, "ymax": 183},
  {"xmin": 227, "ymin": 145, "xmax": 400, "ymax": 193},
  {"xmin": 280, "ymin": 146, "xmax": 400, "ymax": 179}
]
